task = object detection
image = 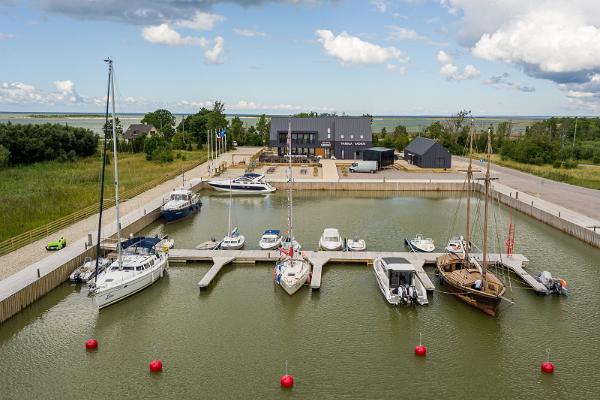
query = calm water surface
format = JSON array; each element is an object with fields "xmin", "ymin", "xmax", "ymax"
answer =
[{"xmin": 1, "ymin": 191, "xmax": 598, "ymax": 399}]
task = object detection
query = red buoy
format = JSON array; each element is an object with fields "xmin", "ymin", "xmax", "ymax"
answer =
[
  {"xmin": 149, "ymin": 359, "xmax": 163, "ymax": 373},
  {"xmin": 280, "ymin": 374, "xmax": 294, "ymax": 389},
  {"xmin": 85, "ymin": 339, "xmax": 98, "ymax": 350},
  {"xmin": 541, "ymin": 361, "xmax": 554, "ymax": 374},
  {"xmin": 414, "ymin": 345, "xmax": 427, "ymax": 357}
]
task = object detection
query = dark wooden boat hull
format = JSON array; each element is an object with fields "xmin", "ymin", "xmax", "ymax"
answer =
[{"xmin": 439, "ymin": 273, "xmax": 502, "ymax": 316}]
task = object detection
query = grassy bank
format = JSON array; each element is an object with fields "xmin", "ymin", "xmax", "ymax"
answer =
[
  {"xmin": 486, "ymin": 155, "xmax": 600, "ymax": 190},
  {"xmin": 0, "ymin": 150, "xmax": 206, "ymax": 241}
]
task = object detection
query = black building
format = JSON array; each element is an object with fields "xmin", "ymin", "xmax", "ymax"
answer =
[
  {"xmin": 269, "ymin": 116, "xmax": 372, "ymax": 159},
  {"xmin": 404, "ymin": 137, "xmax": 451, "ymax": 168},
  {"xmin": 362, "ymin": 147, "xmax": 394, "ymax": 169}
]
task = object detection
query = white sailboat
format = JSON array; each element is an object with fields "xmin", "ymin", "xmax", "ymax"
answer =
[
  {"xmin": 91, "ymin": 59, "xmax": 168, "ymax": 309},
  {"xmin": 220, "ymin": 179, "xmax": 245, "ymax": 250},
  {"xmin": 274, "ymin": 119, "xmax": 312, "ymax": 295}
]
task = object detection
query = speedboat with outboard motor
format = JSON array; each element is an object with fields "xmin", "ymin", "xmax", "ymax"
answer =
[
  {"xmin": 373, "ymin": 257, "xmax": 428, "ymax": 305},
  {"xmin": 536, "ymin": 271, "xmax": 569, "ymax": 295},
  {"xmin": 70, "ymin": 257, "xmax": 111, "ymax": 283},
  {"xmin": 160, "ymin": 187, "xmax": 201, "ymax": 222},
  {"xmin": 208, "ymin": 173, "xmax": 276, "ymax": 194},
  {"xmin": 406, "ymin": 234, "xmax": 435, "ymax": 252},
  {"xmin": 319, "ymin": 228, "xmax": 343, "ymax": 251},
  {"xmin": 446, "ymin": 235, "xmax": 467, "ymax": 255},
  {"xmin": 259, "ymin": 229, "xmax": 283, "ymax": 250},
  {"xmin": 347, "ymin": 237, "xmax": 366, "ymax": 251}
]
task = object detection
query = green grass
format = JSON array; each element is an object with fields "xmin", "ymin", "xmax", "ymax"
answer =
[
  {"xmin": 486, "ymin": 155, "xmax": 600, "ymax": 190},
  {"xmin": 0, "ymin": 150, "xmax": 206, "ymax": 241}
]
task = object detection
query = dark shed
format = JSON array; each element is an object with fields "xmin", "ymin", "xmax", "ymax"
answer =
[
  {"xmin": 362, "ymin": 147, "xmax": 395, "ymax": 169},
  {"xmin": 404, "ymin": 137, "xmax": 451, "ymax": 168}
]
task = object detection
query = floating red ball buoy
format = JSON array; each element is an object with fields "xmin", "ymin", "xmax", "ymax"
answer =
[
  {"xmin": 280, "ymin": 374, "xmax": 294, "ymax": 389},
  {"xmin": 149, "ymin": 359, "xmax": 163, "ymax": 373},
  {"xmin": 85, "ymin": 339, "xmax": 98, "ymax": 350},
  {"xmin": 541, "ymin": 361, "xmax": 554, "ymax": 374},
  {"xmin": 414, "ymin": 345, "xmax": 427, "ymax": 357}
]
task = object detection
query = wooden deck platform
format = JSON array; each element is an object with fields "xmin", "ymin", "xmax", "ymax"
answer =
[{"xmin": 168, "ymin": 249, "xmax": 543, "ymax": 294}]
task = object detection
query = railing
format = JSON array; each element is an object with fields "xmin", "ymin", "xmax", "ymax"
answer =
[{"xmin": 0, "ymin": 158, "xmax": 206, "ymax": 257}]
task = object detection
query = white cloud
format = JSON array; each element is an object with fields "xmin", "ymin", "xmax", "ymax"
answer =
[
  {"xmin": 141, "ymin": 24, "xmax": 224, "ymax": 64},
  {"xmin": 0, "ymin": 80, "xmax": 89, "ymax": 106},
  {"xmin": 443, "ymin": 1, "xmax": 600, "ymax": 109},
  {"xmin": 315, "ymin": 29, "xmax": 408, "ymax": 66},
  {"xmin": 233, "ymin": 28, "xmax": 267, "ymax": 38},
  {"xmin": 472, "ymin": 10, "xmax": 600, "ymax": 74},
  {"xmin": 387, "ymin": 26, "xmax": 422, "ymax": 41},
  {"xmin": 141, "ymin": 24, "xmax": 207, "ymax": 47},
  {"xmin": 370, "ymin": 0, "xmax": 390, "ymax": 13},
  {"xmin": 204, "ymin": 36, "xmax": 225, "ymax": 64},
  {"xmin": 175, "ymin": 11, "xmax": 224, "ymax": 31},
  {"xmin": 436, "ymin": 50, "xmax": 479, "ymax": 81},
  {"xmin": 0, "ymin": 32, "xmax": 15, "ymax": 40}
]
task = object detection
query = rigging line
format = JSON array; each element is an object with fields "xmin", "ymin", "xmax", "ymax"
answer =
[{"xmin": 444, "ymin": 177, "xmax": 467, "ymax": 247}]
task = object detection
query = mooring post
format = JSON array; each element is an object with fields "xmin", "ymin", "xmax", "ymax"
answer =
[
  {"xmin": 37, "ymin": 269, "xmax": 40, "ymax": 279},
  {"xmin": 516, "ymin": 191, "xmax": 519, "ymax": 200}
]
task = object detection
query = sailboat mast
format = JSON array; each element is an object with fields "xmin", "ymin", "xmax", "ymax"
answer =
[
  {"xmin": 465, "ymin": 120, "xmax": 474, "ymax": 268},
  {"xmin": 108, "ymin": 59, "xmax": 122, "ymax": 268},
  {"xmin": 228, "ymin": 178, "xmax": 232, "ymax": 235},
  {"xmin": 287, "ymin": 119, "xmax": 293, "ymax": 246},
  {"xmin": 94, "ymin": 59, "xmax": 112, "ymax": 286},
  {"xmin": 482, "ymin": 127, "xmax": 492, "ymax": 289}
]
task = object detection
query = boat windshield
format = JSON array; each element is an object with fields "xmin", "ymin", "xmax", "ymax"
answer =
[
  {"xmin": 170, "ymin": 194, "xmax": 189, "ymax": 201},
  {"xmin": 262, "ymin": 237, "xmax": 277, "ymax": 243},
  {"xmin": 389, "ymin": 270, "xmax": 412, "ymax": 288},
  {"xmin": 324, "ymin": 236, "xmax": 339, "ymax": 241}
]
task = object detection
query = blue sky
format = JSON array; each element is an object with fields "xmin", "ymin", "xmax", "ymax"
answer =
[{"xmin": 1, "ymin": 0, "xmax": 600, "ymax": 115}]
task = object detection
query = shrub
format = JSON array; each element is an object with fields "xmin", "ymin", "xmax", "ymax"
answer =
[
  {"xmin": 562, "ymin": 159, "xmax": 578, "ymax": 169},
  {"xmin": 552, "ymin": 160, "xmax": 562, "ymax": 169},
  {"xmin": 0, "ymin": 144, "xmax": 10, "ymax": 167}
]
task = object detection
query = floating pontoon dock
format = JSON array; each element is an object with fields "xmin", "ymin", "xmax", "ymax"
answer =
[{"xmin": 167, "ymin": 249, "xmax": 540, "ymax": 293}]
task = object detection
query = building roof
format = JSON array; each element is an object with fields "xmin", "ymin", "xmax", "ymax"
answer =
[
  {"xmin": 404, "ymin": 136, "xmax": 440, "ymax": 155},
  {"xmin": 270, "ymin": 116, "xmax": 371, "ymax": 141},
  {"xmin": 124, "ymin": 123, "xmax": 156, "ymax": 140}
]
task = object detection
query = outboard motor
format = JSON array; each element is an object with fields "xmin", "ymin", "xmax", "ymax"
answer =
[
  {"xmin": 536, "ymin": 271, "xmax": 569, "ymax": 296},
  {"xmin": 408, "ymin": 286, "xmax": 416, "ymax": 303},
  {"xmin": 397, "ymin": 286, "xmax": 407, "ymax": 304}
]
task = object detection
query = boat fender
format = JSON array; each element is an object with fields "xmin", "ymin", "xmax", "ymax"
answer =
[{"xmin": 307, "ymin": 272, "xmax": 312, "ymax": 284}]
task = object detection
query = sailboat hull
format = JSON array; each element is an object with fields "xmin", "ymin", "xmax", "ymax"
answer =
[
  {"xmin": 438, "ymin": 277, "xmax": 502, "ymax": 316},
  {"xmin": 275, "ymin": 258, "xmax": 312, "ymax": 296},
  {"xmin": 94, "ymin": 257, "xmax": 168, "ymax": 309}
]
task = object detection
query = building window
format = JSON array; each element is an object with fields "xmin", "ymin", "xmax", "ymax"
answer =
[
  {"xmin": 327, "ymin": 133, "xmax": 331, "ymax": 139},
  {"xmin": 350, "ymin": 135, "xmax": 354, "ymax": 139},
  {"xmin": 341, "ymin": 135, "xmax": 344, "ymax": 139},
  {"xmin": 360, "ymin": 135, "xmax": 363, "ymax": 139}
]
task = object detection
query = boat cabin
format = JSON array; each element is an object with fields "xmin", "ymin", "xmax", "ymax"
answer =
[
  {"xmin": 322, "ymin": 228, "xmax": 341, "ymax": 242},
  {"xmin": 168, "ymin": 189, "xmax": 193, "ymax": 202},
  {"xmin": 381, "ymin": 257, "xmax": 416, "ymax": 288}
]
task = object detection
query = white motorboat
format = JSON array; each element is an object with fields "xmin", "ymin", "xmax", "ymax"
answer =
[
  {"xmin": 446, "ymin": 235, "xmax": 466, "ymax": 255},
  {"xmin": 259, "ymin": 229, "xmax": 283, "ymax": 250},
  {"xmin": 273, "ymin": 119, "xmax": 312, "ymax": 295},
  {"xmin": 347, "ymin": 237, "xmax": 366, "ymax": 252},
  {"xmin": 160, "ymin": 187, "xmax": 201, "ymax": 222},
  {"xmin": 275, "ymin": 256, "xmax": 312, "ymax": 295},
  {"xmin": 406, "ymin": 234, "xmax": 435, "ymax": 253},
  {"xmin": 208, "ymin": 173, "xmax": 276, "ymax": 194},
  {"xmin": 69, "ymin": 257, "xmax": 111, "ymax": 283},
  {"xmin": 90, "ymin": 59, "xmax": 168, "ymax": 309},
  {"xmin": 319, "ymin": 228, "xmax": 343, "ymax": 251},
  {"xmin": 92, "ymin": 241, "xmax": 168, "ymax": 309},
  {"xmin": 373, "ymin": 257, "xmax": 428, "ymax": 305},
  {"xmin": 221, "ymin": 227, "xmax": 245, "ymax": 250}
]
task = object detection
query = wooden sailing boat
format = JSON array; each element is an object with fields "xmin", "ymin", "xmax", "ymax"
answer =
[{"xmin": 436, "ymin": 124, "xmax": 506, "ymax": 316}]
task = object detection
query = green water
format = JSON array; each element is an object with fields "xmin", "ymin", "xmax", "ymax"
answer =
[{"xmin": 1, "ymin": 191, "xmax": 598, "ymax": 399}]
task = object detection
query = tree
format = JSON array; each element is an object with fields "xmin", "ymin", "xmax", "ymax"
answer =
[
  {"xmin": 0, "ymin": 144, "xmax": 10, "ymax": 167},
  {"xmin": 255, "ymin": 114, "xmax": 270, "ymax": 146},
  {"xmin": 380, "ymin": 127, "xmax": 387, "ymax": 138},
  {"xmin": 230, "ymin": 116, "xmax": 246, "ymax": 145},
  {"xmin": 393, "ymin": 125, "xmax": 408, "ymax": 136},
  {"xmin": 102, "ymin": 117, "xmax": 123, "ymax": 139},
  {"xmin": 142, "ymin": 109, "xmax": 176, "ymax": 139}
]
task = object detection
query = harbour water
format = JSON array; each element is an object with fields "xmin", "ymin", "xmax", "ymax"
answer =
[{"xmin": 1, "ymin": 191, "xmax": 598, "ymax": 399}]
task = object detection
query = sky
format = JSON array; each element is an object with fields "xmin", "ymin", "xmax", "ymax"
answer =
[{"xmin": 1, "ymin": 0, "xmax": 600, "ymax": 116}]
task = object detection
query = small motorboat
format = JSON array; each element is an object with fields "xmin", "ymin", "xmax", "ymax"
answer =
[
  {"xmin": 281, "ymin": 235, "xmax": 301, "ymax": 253},
  {"xmin": 221, "ymin": 227, "xmax": 245, "ymax": 250},
  {"xmin": 196, "ymin": 239, "xmax": 222, "ymax": 250},
  {"xmin": 347, "ymin": 237, "xmax": 366, "ymax": 251},
  {"xmin": 536, "ymin": 271, "xmax": 569, "ymax": 295},
  {"xmin": 405, "ymin": 234, "xmax": 435, "ymax": 253},
  {"xmin": 160, "ymin": 187, "xmax": 202, "ymax": 222},
  {"xmin": 207, "ymin": 173, "xmax": 276, "ymax": 194},
  {"xmin": 259, "ymin": 229, "xmax": 283, "ymax": 250},
  {"xmin": 319, "ymin": 228, "xmax": 343, "ymax": 251},
  {"xmin": 373, "ymin": 257, "xmax": 428, "ymax": 305},
  {"xmin": 70, "ymin": 257, "xmax": 111, "ymax": 283},
  {"xmin": 446, "ymin": 235, "xmax": 466, "ymax": 255}
]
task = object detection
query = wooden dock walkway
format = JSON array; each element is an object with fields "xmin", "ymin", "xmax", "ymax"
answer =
[{"xmin": 168, "ymin": 249, "xmax": 542, "ymax": 294}]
